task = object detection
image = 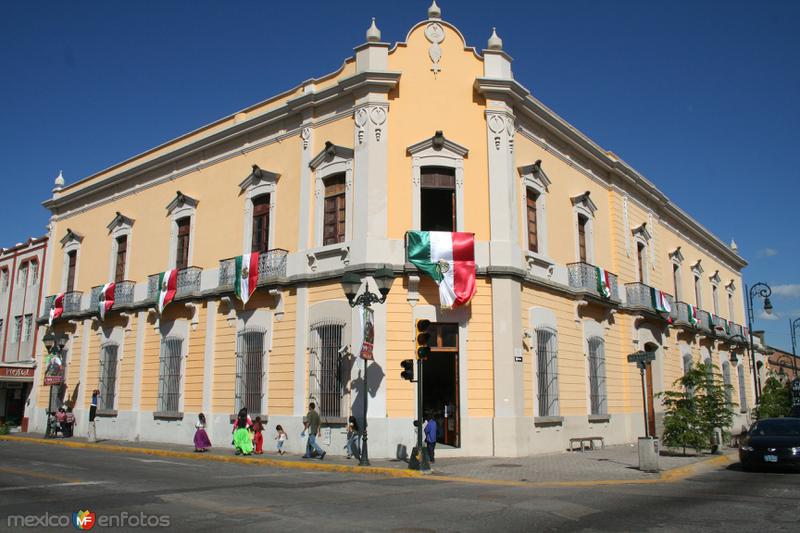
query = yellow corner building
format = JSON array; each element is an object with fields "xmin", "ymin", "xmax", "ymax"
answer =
[{"xmin": 30, "ymin": 2, "xmax": 753, "ymax": 457}]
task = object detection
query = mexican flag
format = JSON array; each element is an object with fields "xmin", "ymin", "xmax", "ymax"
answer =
[
  {"xmin": 157, "ymin": 269, "xmax": 178, "ymax": 314},
  {"xmin": 48, "ymin": 293, "xmax": 65, "ymax": 326},
  {"xmin": 97, "ymin": 282, "xmax": 116, "ymax": 320},
  {"xmin": 406, "ymin": 231, "xmax": 476, "ymax": 309},
  {"xmin": 234, "ymin": 252, "xmax": 260, "ymax": 305},
  {"xmin": 595, "ymin": 267, "xmax": 612, "ymax": 298},
  {"xmin": 688, "ymin": 304, "xmax": 699, "ymax": 327},
  {"xmin": 650, "ymin": 288, "xmax": 672, "ymax": 314}
]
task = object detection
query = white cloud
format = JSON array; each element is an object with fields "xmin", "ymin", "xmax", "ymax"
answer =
[
  {"xmin": 757, "ymin": 248, "xmax": 779, "ymax": 258},
  {"xmin": 759, "ymin": 310, "xmax": 781, "ymax": 321},
  {"xmin": 771, "ymin": 284, "xmax": 800, "ymax": 298}
]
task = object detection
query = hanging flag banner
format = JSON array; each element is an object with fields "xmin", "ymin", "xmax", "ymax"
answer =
[
  {"xmin": 157, "ymin": 269, "xmax": 178, "ymax": 314},
  {"xmin": 688, "ymin": 304, "xmax": 700, "ymax": 327},
  {"xmin": 48, "ymin": 293, "xmax": 65, "ymax": 326},
  {"xmin": 97, "ymin": 282, "xmax": 116, "ymax": 320},
  {"xmin": 650, "ymin": 288, "xmax": 672, "ymax": 321},
  {"xmin": 234, "ymin": 252, "xmax": 260, "ymax": 305},
  {"xmin": 359, "ymin": 305, "xmax": 375, "ymax": 361},
  {"xmin": 406, "ymin": 231, "xmax": 476, "ymax": 309},
  {"xmin": 43, "ymin": 351, "xmax": 65, "ymax": 386},
  {"xmin": 595, "ymin": 267, "xmax": 612, "ymax": 298}
]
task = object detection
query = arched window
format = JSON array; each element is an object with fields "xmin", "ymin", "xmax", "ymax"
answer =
[
  {"xmin": 587, "ymin": 336, "xmax": 607, "ymax": 415},
  {"xmin": 535, "ymin": 328, "xmax": 559, "ymax": 417}
]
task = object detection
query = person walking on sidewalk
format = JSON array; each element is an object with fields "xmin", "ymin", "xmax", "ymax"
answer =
[
  {"xmin": 424, "ymin": 412, "xmax": 437, "ymax": 464},
  {"xmin": 193, "ymin": 413, "xmax": 212, "ymax": 452},
  {"xmin": 302, "ymin": 402, "xmax": 326, "ymax": 460},
  {"xmin": 88, "ymin": 389, "xmax": 99, "ymax": 442},
  {"xmin": 232, "ymin": 408, "xmax": 254, "ymax": 455},
  {"xmin": 275, "ymin": 424, "xmax": 287, "ymax": 455},
  {"xmin": 345, "ymin": 415, "xmax": 360, "ymax": 460},
  {"xmin": 252, "ymin": 416, "xmax": 265, "ymax": 455}
]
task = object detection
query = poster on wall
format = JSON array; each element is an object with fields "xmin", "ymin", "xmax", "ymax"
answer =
[
  {"xmin": 43, "ymin": 352, "xmax": 65, "ymax": 385},
  {"xmin": 359, "ymin": 305, "xmax": 374, "ymax": 361}
]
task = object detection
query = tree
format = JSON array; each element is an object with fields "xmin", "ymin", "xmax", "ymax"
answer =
[
  {"xmin": 757, "ymin": 375, "xmax": 791, "ymax": 419},
  {"xmin": 660, "ymin": 361, "xmax": 735, "ymax": 454},
  {"xmin": 660, "ymin": 365, "xmax": 707, "ymax": 454}
]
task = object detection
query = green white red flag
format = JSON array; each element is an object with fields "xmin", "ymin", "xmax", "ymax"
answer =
[
  {"xmin": 595, "ymin": 267, "xmax": 612, "ymax": 298},
  {"xmin": 406, "ymin": 231, "xmax": 476, "ymax": 309},
  {"xmin": 688, "ymin": 304, "xmax": 700, "ymax": 327},
  {"xmin": 234, "ymin": 253, "xmax": 260, "ymax": 305},
  {"xmin": 98, "ymin": 282, "xmax": 115, "ymax": 320},
  {"xmin": 48, "ymin": 293, "xmax": 65, "ymax": 326},
  {"xmin": 157, "ymin": 269, "xmax": 178, "ymax": 314},
  {"xmin": 651, "ymin": 288, "xmax": 671, "ymax": 314}
]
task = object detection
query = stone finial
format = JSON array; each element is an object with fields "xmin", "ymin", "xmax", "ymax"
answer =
[
  {"xmin": 53, "ymin": 170, "xmax": 64, "ymax": 192},
  {"xmin": 366, "ymin": 17, "xmax": 381, "ymax": 42},
  {"xmin": 428, "ymin": 0, "xmax": 441, "ymax": 19},
  {"xmin": 730, "ymin": 239, "xmax": 738, "ymax": 251},
  {"xmin": 487, "ymin": 27, "xmax": 503, "ymax": 51}
]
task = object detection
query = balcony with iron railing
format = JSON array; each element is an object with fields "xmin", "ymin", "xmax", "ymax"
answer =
[
  {"xmin": 89, "ymin": 281, "xmax": 136, "ymax": 313},
  {"xmin": 218, "ymin": 249, "xmax": 288, "ymax": 289},
  {"xmin": 711, "ymin": 315, "xmax": 729, "ymax": 338},
  {"xmin": 566, "ymin": 262, "xmax": 620, "ymax": 301},
  {"xmin": 696, "ymin": 309, "xmax": 713, "ymax": 333},
  {"xmin": 624, "ymin": 282, "xmax": 676, "ymax": 321},
  {"xmin": 147, "ymin": 267, "xmax": 203, "ymax": 302},
  {"xmin": 40, "ymin": 291, "xmax": 84, "ymax": 322}
]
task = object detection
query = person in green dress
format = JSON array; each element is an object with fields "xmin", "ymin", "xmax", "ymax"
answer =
[{"xmin": 232, "ymin": 408, "xmax": 253, "ymax": 455}]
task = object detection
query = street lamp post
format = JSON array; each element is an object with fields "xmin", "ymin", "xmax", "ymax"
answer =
[
  {"xmin": 790, "ymin": 317, "xmax": 800, "ymax": 379},
  {"xmin": 340, "ymin": 266, "xmax": 395, "ymax": 467},
  {"xmin": 745, "ymin": 282, "xmax": 773, "ymax": 405},
  {"xmin": 42, "ymin": 331, "xmax": 68, "ymax": 438}
]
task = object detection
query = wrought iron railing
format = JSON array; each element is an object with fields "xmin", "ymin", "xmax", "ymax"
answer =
[
  {"xmin": 218, "ymin": 249, "xmax": 288, "ymax": 288},
  {"xmin": 90, "ymin": 281, "xmax": 136, "ymax": 311},
  {"xmin": 711, "ymin": 315, "xmax": 729, "ymax": 337},
  {"xmin": 63, "ymin": 291, "xmax": 83, "ymax": 315},
  {"xmin": 566, "ymin": 262, "xmax": 619, "ymax": 301},
  {"xmin": 696, "ymin": 309, "xmax": 712, "ymax": 333},
  {"xmin": 147, "ymin": 267, "xmax": 203, "ymax": 301}
]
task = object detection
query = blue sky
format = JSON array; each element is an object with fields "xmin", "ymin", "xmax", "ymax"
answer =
[{"xmin": 1, "ymin": 0, "xmax": 797, "ymax": 350}]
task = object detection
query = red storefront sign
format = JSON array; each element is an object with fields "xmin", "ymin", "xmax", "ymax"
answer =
[{"xmin": 0, "ymin": 366, "xmax": 36, "ymax": 380}]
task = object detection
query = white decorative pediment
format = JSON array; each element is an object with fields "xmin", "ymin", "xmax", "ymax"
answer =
[
  {"xmin": 407, "ymin": 131, "xmax": 469, "ymax": 158},
  {"xmin": 709, "ymin": 270, "xmax": 721, "ymax": 285},
  {"xmin": 518, "ymin": 160, "xmax": 551, "ymax": 191},
  {"xmin": 106, "ymin": 212, "xmax": 135, "ymax": 233},
  {"xmin": 726, "ymin": 280, "xmax": 736, "ymax": 293},
  {"xmin": 239, "ymin": 164, "xmax": 280, "ymax": 192},
  {"xmin": 691, "ymin": 260, "xmax": 704, "ymax": 276},
  {"xmin": 570, "ymin": 191, "xmax": 597, "ymax": 216},
  {"xmin": 166, "ymin": 191, "xmax": 198, "ymax": 215},
  {"xmin": 309, "ymin": 142, "xmax": 354, "ymax": 170},
  {"xmin": 60, "ymin": 228, "xmax": 84, "ymax": 247},
  {"xmin": 669, "ymin": 246, "xmax": 684, "ymax": 263},
  {"xmin": 631, "ymin": 222, "xmax": 652, "ymax": 242}
]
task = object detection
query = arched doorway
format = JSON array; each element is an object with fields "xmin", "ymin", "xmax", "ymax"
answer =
[{"xmin": 643, "ymin": 341, "xmax": 659, "ymax": 437}]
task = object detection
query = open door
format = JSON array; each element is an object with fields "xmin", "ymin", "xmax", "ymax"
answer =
[{"xmin": 422, "ymin": 323, "xmax": 460, "ymax": 447}]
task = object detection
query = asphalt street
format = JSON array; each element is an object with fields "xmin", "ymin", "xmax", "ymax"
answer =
[{"xmin": 0, "ymin": 440, "xmax": 797, "ymax": 532}]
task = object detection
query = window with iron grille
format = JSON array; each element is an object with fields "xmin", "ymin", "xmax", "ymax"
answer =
[
  {"xmin": 98, "ymin": 343, "xmax": 119, "ymax": 410},
  {"xmin": 157, "ymin": 337, "xmax": 183, "ymax": 414},
  {"xmin": 13, "ymin": 316, "xmax": 22, "ymax": 343},
  {"xmin": 23, "ymin": 315, "xmax": 32, "ymax": 342},
  {"xmin": 535, "ymin": 328, "xmax": 559, "ymax": 417},
  {"xmin": 722, "ymin": 361, "xmax": 733, "ymax": 406},
  {"xmin": 18, "ymin": 263, "xmax": 28, "ymax": 287},
  {"xmin": 587, "ymin": 336, "xmax": 607, "ymax": 415},
  {"xmin": 738, "ymin": 365, "xmax": 748, "ymax": 412},
  {"xmin": 235, "ymin": 329, "xmax": 266, "ymax": 415},
  {"xmin": 308, "ymin": 319, "xmax": 346, "ymax": 419},
  {"xmin": 30, "ymin": 260, "xmax": 39, "ymax": 285}
]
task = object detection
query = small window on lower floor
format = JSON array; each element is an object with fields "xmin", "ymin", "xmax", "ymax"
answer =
[
  {"xmin": 98, "ymin": 343, "xmax": 119, "ymax": 410},
  {"xmin": 236, "ymin": 329, "xmax": 266, "ymax": 415},
  {"xmin": 158, "ymin": 337, "xmax": 183, "ymax": 414},
  {"xmin": 587, "ymin": 337, "xmax": 607, "ymax": 415},
  {"xmin": 308, "ymin": 319, "xmax": 347, "ymax": 419},
  {"xmin": 536, "ymin": 328, "xmax": 559, "ymax": 417}
]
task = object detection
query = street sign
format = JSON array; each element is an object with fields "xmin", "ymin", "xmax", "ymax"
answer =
[{"xmin": 627, "ymin": 351, "xmax": 656, "ymax": 364}]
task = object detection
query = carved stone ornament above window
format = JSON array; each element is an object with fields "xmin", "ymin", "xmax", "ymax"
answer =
[
  {"xmin": 60, "ymin": 228, "xmax": 84, "ymax": 247},
  {"xmin": 406, "ymin": 131, "xmax": 469, "ymax": 157},
  {"xmin": 631, "ymin": 222, "xmax": 652, "ymax": 242},
  {"xmin": 165, "ymin": 191, "xmax": 199, "ymax": 215},
  {"xmin": 570, "ymin": 191, "xmax": 597, "ymax": 216},
  {"xmin": 309, "ymin": 142, "xmax": 354, "ymax": 170},
  {"xmin": 691, "ymin": 260, "xmax": 704, "ymax": 276},
  {"xmin": 709, "ymin": 270, "xmax": 722, "ymax": 285},
  {"xmin": 239, "ymin": 164, "xmax": 280, "ymax": 193},
  {"xmin": 518, "ymin": 160, "xmax": 551, "ymax": 191},
  {"xmin": 669, "ymin": 246, "xmax": 684, "ymax": 264},
  {"xmin": 106, "ymin": 212, "xmax": 135, "ymax": 233},
  {"xmin": 726, "ymin": 280, "xmax": 736, "ymax": 293}
]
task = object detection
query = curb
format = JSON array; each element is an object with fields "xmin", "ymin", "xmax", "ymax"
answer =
[
  {"xmin": 0, "ymin": 435, "xmax": 425, "ymax": 480},
  {"xmin": 0, "ymin": 435, "xmax": 735, "ymax": 487}
]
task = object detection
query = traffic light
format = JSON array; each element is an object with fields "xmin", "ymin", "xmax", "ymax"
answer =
[
  {"xmin": 416, "ymin": 319, "xmax": 432, "ymax": 360},
  {"xmin": 400, "ymin": 359, "xmax": 414, "ymax": 381}
]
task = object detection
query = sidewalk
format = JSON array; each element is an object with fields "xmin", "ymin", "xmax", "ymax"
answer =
[{"xmin": 0, "ymin": 433, "xmax": 734, "ymax": 486}]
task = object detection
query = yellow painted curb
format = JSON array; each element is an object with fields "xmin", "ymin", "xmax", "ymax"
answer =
[
  {"xmin": 0, "ymin": 435, "xmax": 425, "ymax": 479},
  {"xmin": 0, "ymin": 435, "xmax": 735, "ymax": 488}
]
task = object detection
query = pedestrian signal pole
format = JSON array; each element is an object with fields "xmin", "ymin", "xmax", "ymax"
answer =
[{"xmin": 410, "ymin": 319, "xmax": 432, "ymax": 471}]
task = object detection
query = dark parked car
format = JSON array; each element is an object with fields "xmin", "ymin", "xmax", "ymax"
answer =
[{"xmin": 739, "ymin": 418, "xmax": 800, "ymax": 470}]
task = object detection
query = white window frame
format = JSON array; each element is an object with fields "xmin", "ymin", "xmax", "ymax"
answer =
[
  {"xmin": 17, "ymin": 262, "xmax": 28, "ymax": 287},
  {"xmin": 98, "ymin": 341, "xmax": 120, "ymax": 411},
  {"xmin": 239, "ymin": 165, "xmax": 279, "ymax": 255},
  {"xmin": 22, "ymin": 314, "xmax": 32, "ymax": 342},
  {"xmin": 29, "ymin": 259, "xmax": 39, "ymax": 286},
  {"xmin": 692, "ymin": 261, "xmax": 704, "ymax": 310},
  {"xmin": 709, "ymin": 271, "xmax": 721, "ymax": 316},
  {"xmin": 632, "ymin": 223, "xmax": 652, "ymax": 285},
  {"xmin": 309, "ymin": 144, "xmax": 354, "ymax": 248},
  {"xmin": 408, "ymin": 133, "xmax": 468, "ymax": 232},
  {"xmin": 571, "ymin": 192, "xmax": 597, "ymax": 264},
  {"xmin": 107, "ymin": 213, "xmax": 134, "ymax": 282},
  {"xmin": 519, "ymin": 161, "xmax": 551, "ymax": 261},
  {"xmin": 60, "ymin": 229, "xmax": 83, "ymax": 293},
  {"xmin": 669, "ymin": 247, "xmax": 684, "ymax": 301},
  {"xmin": 166, "ymin": 192, "xmax": 198, "ymax": 270},
  {"xmin": 727, "ymin": 282, "xmax": 736, "ymax": 321}
]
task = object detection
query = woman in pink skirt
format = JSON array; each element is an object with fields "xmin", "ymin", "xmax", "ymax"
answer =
[{"xmin": 193, "ymin": 413, "xmax": 212, "ymax": 452}]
